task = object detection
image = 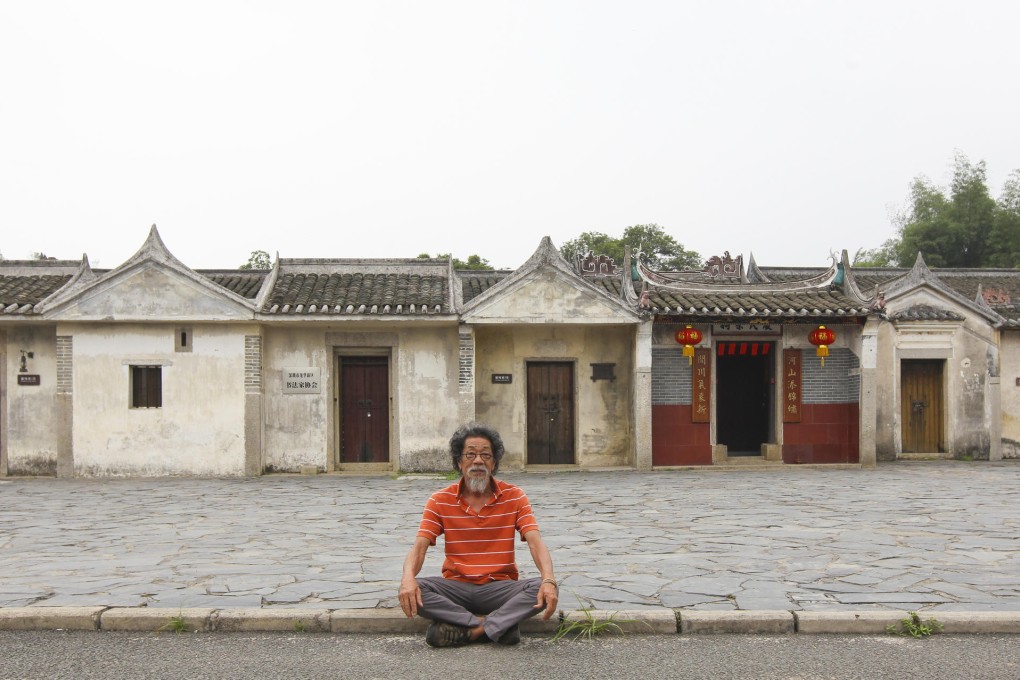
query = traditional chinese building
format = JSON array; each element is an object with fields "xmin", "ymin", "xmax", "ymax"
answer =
[{"xmin": 0, "ymin": 227, "xmax": 1016, "ymax": 477}]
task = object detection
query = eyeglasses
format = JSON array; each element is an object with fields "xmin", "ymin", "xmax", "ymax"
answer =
[{"xmin": 463, "ymin": 453, "xmax": 493, "ymax": 462}]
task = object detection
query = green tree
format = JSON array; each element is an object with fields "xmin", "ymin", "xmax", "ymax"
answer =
[
  {"xmin": 988, "ymin": 170, "xmax": 1020, "ymax": 267},
  {"xmin": 239, "ymin": 250, "xmax": 272, "ymax": 270},
  {"xmin": 560, "ymin": 223, "xmax": 701, "ymax": 271},
  {"xmin": 858, "ymin": 153, "xmax": 1020, "ymax": 268},
  {"xmin": 417, "ymin": 253, "xmax": 494, "ymax": 270},
  {"xmin": 852, "ymin": 238, "xmax": 899, "ymax": 267}
]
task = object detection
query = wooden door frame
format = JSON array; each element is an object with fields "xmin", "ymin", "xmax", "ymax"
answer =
[
  {"xmin": 525, "ymin": 359, "xmax": 577, "ymax": 466},
  {"xmin": 333, "ymin": 348, "xmax": 393, "ymax": 471}
]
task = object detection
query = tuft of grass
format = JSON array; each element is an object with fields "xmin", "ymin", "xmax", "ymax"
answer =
[
  {"xmin": 552, "ymin": 596, "xmax": 634, "ymax": 642},
  {"xmin": 293, "ymin": 620, "xmax": 307, "ymax": 633},
  {"xmin": 161, "ymin": 614, "xmax": 188, "ymax": 634},
  {"xmin": 886, "ymin": 611, "xmax": 943, "ymax": 638}
]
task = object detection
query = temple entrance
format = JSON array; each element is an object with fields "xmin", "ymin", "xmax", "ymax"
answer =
[
  {"xmin": 716, "ymin": 342, "xmax": 774, "ymax": 456},
  {"xmin": 526, "ymin": 361, "xmax": 575, "ymax": 464},
  {"xmin": 339, "ymin": 356, "xmax": 390, "ymax": 463}
]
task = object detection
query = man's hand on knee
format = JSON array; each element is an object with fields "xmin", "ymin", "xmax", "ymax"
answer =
[{"xmin": 399, "ymin": 577, "xmax": 423, "ymax": 618}]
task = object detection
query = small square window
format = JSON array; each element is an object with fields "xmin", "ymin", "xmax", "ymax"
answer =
[{"xmin": 131, "ymin": 366, "xmax": 162, "ymax": 408}]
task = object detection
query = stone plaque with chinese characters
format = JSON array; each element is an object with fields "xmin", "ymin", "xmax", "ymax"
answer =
[
  {"xmin": 713, "ymin": 321, "xmax": 780, "ymax": 335},
  {"xmin": 283, "ymin": 367, "xmax": 321, "ymax": 394},
  {"xmin": 782, "ymin": 349, "xmax": 802, "ymax": 422},
  {"xmin": 691, "ymin": 347, "xmax": 711, "ymax": 423}
]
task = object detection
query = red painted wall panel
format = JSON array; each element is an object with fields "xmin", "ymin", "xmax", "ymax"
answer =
[
  {"xmin": 782, "ymin": 403, "xmax": 859, "ymax": 463},
  {"xmin": 652, "ymin": 405, "xmax": 712, "ymax": 465}
]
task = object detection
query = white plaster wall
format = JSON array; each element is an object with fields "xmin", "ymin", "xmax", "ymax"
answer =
[
  {"xmin": 262, "ymin": 326, "xmax": 331, "ymax": 472},
  {"xmin": 395, "ymin": 326, "xmax": 462, "ymax": 472},
  {"xmin": 999, "ymin": 332, "xmax": 1020, "ymax": 458},
  {"xmin": 474, "ymin": 325, "xmax": 634, "ymax": 468},
  {"xmin": 262, "ymin": 324, "xmax": 461, "ymax": 473},
  {"xmin": 944, "ymin": 318, "xmax": 997, "ymax": 458},
  {"xmin": 4, "ymin": 326, "xmax": 59, "ymax": 475},
  {"xmin": 873, "ymin": 294, "xmax": 999, "ymax": 459},
  {"xmin": 70, "ymin": 324, "xmax": 249, "ymax": 476}
]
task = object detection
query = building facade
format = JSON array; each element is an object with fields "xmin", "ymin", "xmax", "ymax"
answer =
[{"xmin": 1, "ymin": 227, "xmax": 1016, "ymax": 477}]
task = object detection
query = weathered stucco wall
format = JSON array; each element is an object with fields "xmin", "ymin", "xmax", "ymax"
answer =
[
  {"xmin": 263, "ymin": 327, "xmax": 331, "ymax": 472},
  {"xmin": 3, "ymin": 326, "xmax": 59, "ymax": 475},
  {"xmin": 474, "ymin": 324, "xmax": 634, "ymax": 468},
  {"xmin": 874, "ymin": 288, "xmax": 999, "ymax": 460},
  {"xmin": 262, "ymin": 324, "xmax": 461, "ymax": 473},
  {"xmin": 997, "ymin": 332, "xmax": 1020, "ymax": 458},
  {"xmin": 394, "ymin": 326, "xmax": 462, "ymax": 472},
  {"xmin": 69, "ymin": 323, "xmax": 250, "ymax": 476}
]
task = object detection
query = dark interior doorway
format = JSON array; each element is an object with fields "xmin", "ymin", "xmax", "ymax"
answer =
[{"xmin": 716, "ymin": 342, "xmax": 774, "ymax": 456}]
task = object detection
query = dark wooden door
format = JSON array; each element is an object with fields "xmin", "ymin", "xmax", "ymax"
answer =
[
  {"xmin": 340, "ymin": 356, "xmax": 389, "ymax": 463},
  {"xmin": 901, "ymin": 360, "xmax": 944, "ymax": 453},
  {"xmin": 527, "ymin": 362, "xmax": 575, "ymax": 464}
]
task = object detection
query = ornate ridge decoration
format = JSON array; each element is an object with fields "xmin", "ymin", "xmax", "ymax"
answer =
[
  {"xmin": 578, "ymin": 251, "xmax": 618, "ymax": 276},
  {"xmin": 703, "ymin": 251, "xmax": 742, "ymax": 277},
  {"xmin": 982, "ymin": 287, "xmax": 1011, "ymax": 305}
]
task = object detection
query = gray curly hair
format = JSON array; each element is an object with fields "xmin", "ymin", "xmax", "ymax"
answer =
[{"xmin": 449, "ymin": 422, "xmax": 505, "ymax": 474}]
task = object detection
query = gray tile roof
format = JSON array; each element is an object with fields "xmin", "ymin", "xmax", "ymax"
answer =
[
  {"xmin": 888, "ymin": 304, "xmax": 966, "ymax": 322},
  {"xmin": 263, "ymin": 261, "xmax": 452, "ymax": 315},
  {"xmin": 0, "ymin": 260, "xmax": 81, "ymax": 315},
  {"xmin": 197, "ymin": 271, "xmax": 268, "ymax": 299},
  {"xmin": 644, "ymin": 286, "xmax": 870, "ymax": 319},
  {"xmin": 460, "ymin": 271, "xmax": 512, "ymax": 303},
  {"xmin": 0, "ymin": 274, "xmax": 73, "ymax": 314}
]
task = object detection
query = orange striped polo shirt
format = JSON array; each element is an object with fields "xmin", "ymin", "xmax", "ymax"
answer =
[{"xmin": 417, "ymin": 477, "xmax": 539, "ymax": 583}]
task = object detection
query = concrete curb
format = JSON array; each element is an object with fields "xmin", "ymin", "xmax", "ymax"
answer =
[
  {"xmin": 1, "ymin": 607, "xmax": 1018, "ymax": 635},
  {"xmin": 680, "ymin": 610, "xmax": 793, "ymax": 635}
]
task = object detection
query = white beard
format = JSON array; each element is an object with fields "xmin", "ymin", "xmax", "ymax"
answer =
[{"xmin": 465, "ymin": 469, "xmax": 490, "ymax": 493}]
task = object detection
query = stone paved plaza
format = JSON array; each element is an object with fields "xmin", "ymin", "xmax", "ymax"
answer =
[{"xmin": 1, "ymin": 462, "xmax": 1018, "ymax": 613}]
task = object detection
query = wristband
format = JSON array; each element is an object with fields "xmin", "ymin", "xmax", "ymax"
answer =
[{"xmin": 541, "ymin": 578, "xmax": 558, "ymax": 589}]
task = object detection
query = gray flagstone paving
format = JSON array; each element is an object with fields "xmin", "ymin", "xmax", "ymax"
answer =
[{"xmin": 1, "ymin": 461, "xmax": 1018, "ymax": 613}]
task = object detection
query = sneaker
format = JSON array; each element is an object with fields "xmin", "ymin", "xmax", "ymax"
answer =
[
  {"xmin": 425, "ymin": 621, "xmax": 473, "ymax": 648},
  {"xmin": 495, "ymin": 624, "xmax": 521, "ymax": 646}
]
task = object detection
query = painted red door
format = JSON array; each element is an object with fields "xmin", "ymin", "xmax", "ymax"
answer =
[
  {"xmin": 527, "ymin": 362, "xmax": 575, "ymax": 464},
  {"xmin": 340, "ymin": 357, "xmax": 389, "ymax": 463}
]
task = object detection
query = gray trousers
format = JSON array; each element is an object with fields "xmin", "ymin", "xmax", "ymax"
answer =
[{"xmin": 417, "ymin": 576, "xmax": 542, "ymax": 642}]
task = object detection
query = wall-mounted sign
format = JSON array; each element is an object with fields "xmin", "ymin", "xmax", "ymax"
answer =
[
  {"xmin": 713, "ymin": 321, "xmax": 780, "ymax": 335},
  {"xmin": 491, "ymin": 373, "xmax": 512, "ymax": 384},
  {"xmin": 691, "ymin": 348, "xmax": 711, "ymax": 423},
  {"xmin": 782, "ymin": 349, "xmax": 802, "ymax": 422},
  {"xmin": 18, "ymin": 374, "xmax": 41, "ymax": 386},
  {"xmin": 283, "ymin": 367, "xmax": 321, "ymax": 394}
]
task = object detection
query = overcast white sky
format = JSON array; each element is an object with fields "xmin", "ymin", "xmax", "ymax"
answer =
[{"xmin": 2, "ymin": 1, "xmax": 1018, "ymax": 270}]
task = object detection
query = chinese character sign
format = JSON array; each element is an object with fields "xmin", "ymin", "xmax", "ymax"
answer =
[
  {"xmin": 782, "ymin": 349, "xmax": 802, "ymax": 423},
  {"xmin": 283, "ymin": 367, "xmax": 322, "ymax": 394},
  {"xmin": 692, "ymin": 347, "xmax": 711, "ymax": 423}
]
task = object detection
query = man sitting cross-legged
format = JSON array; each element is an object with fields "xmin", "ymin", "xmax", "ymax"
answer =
[{"xmin": 398, "ymin": 422, "xmax": 558, "ymax": 647}]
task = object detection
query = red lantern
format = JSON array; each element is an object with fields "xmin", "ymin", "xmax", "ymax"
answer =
[
  {"xmin": 675, "ymin": 325, "xmax": 703, "ymax": 365},
  {"xmin": 808, "ymin": 325, "xmax": 836, "ymax": 366}
]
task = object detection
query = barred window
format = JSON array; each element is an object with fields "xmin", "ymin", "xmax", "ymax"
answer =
[{"xmin": 131, "ymin": 366, "xmax": 162, "ymax": 408}]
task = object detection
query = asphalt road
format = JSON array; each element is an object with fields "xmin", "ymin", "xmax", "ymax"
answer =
[{"xmin": 2, "ymin": 631, "xmax": 1018, "ymax": 680}]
